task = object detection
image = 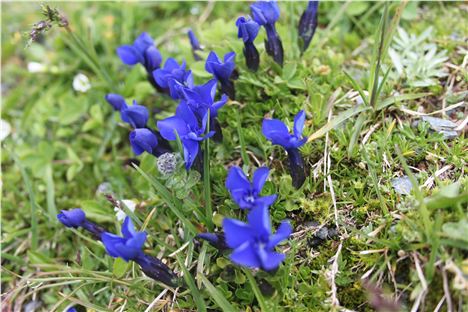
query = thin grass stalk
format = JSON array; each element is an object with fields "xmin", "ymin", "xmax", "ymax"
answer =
[{"xmin": 203, "ymin": 110, "xmax": 213, "ymax": 231}]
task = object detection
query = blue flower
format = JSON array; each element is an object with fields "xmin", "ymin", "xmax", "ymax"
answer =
[
  {"xmin": 57, "ymin": 208, "xmax": 86, "ymax": 228},
  {"xmin": 181, "ymin": 79, "xmax": 227, "ymax": 120},
  {"xmin": 250, "ymin": 1, "xmax": 284, "ymax": 66},
  {"xmin": 101, "ymin": 217, "xmax": 147, "ymax": 262},
  {"xmin": 262, "ymin": 110, "xmax": 307, "ymax": 149},
  {"xmin": 188, "ymin": 29, "xmax": 201, "ymax": 50},
  {"xmin": 250, "ymin": 1, "xmax": 280, "ymax": 26},
  {"xmin": 117, "ymin": 32, "xmax": 162, "ymax": 71},
  {"xmin": 298, "ymin": 1, "xmax": 319, "ymax": 53},
  {"xmin": 223, "ymin": 206, "xmax": 292, "ymax": 271},
  {"xmin": 129, "ymin": 128, "xmax": 158, "ymax": 156},
  {"xmin": 120, "ymin": 100, "xmax": 149, "ymax": 129},
  {"xmin": 205, "ymin": 51, "xmax": 236, "ymax": 84},
  {"xmin": 236, "ymin": 17, "xmax": 260, "ymax": 43},
  {"xmin": 225, "ymin": 166, "xmax": 277, "ymax": 210},
  {"xmin": 153, "ymin": 58, "xmax": 193, "ymax": 99},
  {"xmin": 157, "ymin": 102, "xmax": 214, "ymax": 170},
  {"xmin": 105, "ymin": 93, "xmax": 127, "ymax": 111}
]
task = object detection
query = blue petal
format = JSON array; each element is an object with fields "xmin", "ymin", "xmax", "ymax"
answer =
[
  {"xmin": 57, "ymin": 208, "xmax": 86, "ymax": 228},
  {"xmin": 259, "ymin": 250, "xmax": 285, "ymax": 271},
  {"xmin": 121, "ymin": 216, "xmax": 137, "ymax": 238},
  {"xmin": 230, "ymin": 242, "xmax": 261, "ymax": 268},
  {"xmin": 117, "ymin": 45, "xmax": 142, "ymax": 65},
  {"xmin": 293, "ymin": 110, "xmax": 306, "ymax": 138},
  {"xmin": 250, "ymin": 1, "xmax": 280, "ymax": 26},
  {"xmin": 129, "ymin": 128, "xmax": 158, "ymax": 155},
  {"xmin": 157, "ymin": 116, "xmax": 189, "ymax": 141},
  {"xmin": 188, "ymin": 29, "xmax": 201, "ymax": 50},
  {"xmin": 262, "ymin": 118, "xmax": 292, "ymax": 147},
  {"xmin": 120, "ymin": 102, "xmax": 149, "ymax": 128},
  {"xmin": 223, "ymin": 218, "xmax": 255, "ymax": 248},
  {"xmin": 153, "ymin": 68, "xmax": 169, "ymax": 88},
  {"xmin": 247, "ymin": 205, "xmax": 271, "ymax": 238},
  {"xmin": 105, "ymin": 93, "xmax": 127, "ymax": 111},
  {"xmin": 101, "ymin": 232, "xmax": 125, "ymax": 258},
  {"xmin": 252, "ymin": 167, "xmax": 269, "ymax": 193},
  {"xmin": 134, "ymin": 32, "xmax": 153, "ymax": 52},
  {"xmin": 211, "ymin": 94, "xmax": 228, "ymax": 117},
  {"xmin": 144, "ymin": 46, "xmax": 162, "ymax": 71},
  {"xmin": 176, "ymin": 102, "xmax": 199, "ymax": 129},
  {"xmin": 255, "ymin": 194, "xmax": 277, "ymax": 208},
  {"xmin": 205, "ymin": 51, "xmax": 221, "ymax": 73},
  {"xmin": 127, "ymin": 231, "xmax": 147, "ymax": 250},
  {"xmin": 267, "ymin": 221, "xmax": 292, "ymax": 249},
  {"xmin": 182, "ymin": 139, "xmax": 199, "ymax": 170},
  {"xmin": 226, "ymin": 166, "xmax": 251, "ymax": 193},
  {"xmin": 231, "ymin": 189, "xmax": 251, "ymax": 209},
  {"xmin": 224, "ymin": 51, "xmax": 236, "ymax": 63},
  {"xmin": 209, "ymin": 61, "xmax": 235, "ymax": 82},
  {"xmin": 164, "ymin": 58, "xmax": 180, "ymax": 71}
]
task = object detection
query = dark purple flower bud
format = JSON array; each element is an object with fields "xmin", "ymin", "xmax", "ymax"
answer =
[
  {"xmin": 144, "ymin": 46, "xmax": 163, "ymax": 71},
  {"xmin": 120, "ymin": 100, "xmax": 149, "ymax": 128},
  {"xmin": 57, "ymin": 208, "xmax": 86, "ymax": 228},
  {"xmin": 298, "ymin": 1, "xmax": 319, "ymax": 53},
  {"xmin": 188, "ymin": 29, "xmax": 201, "ymax": 50},
  {"xmin": 105, "ymin": 93, "xmax": 127, "ymax": 111},
  {"xmin": 286, "ymin": 147, "xmax": 306, "ymax": 189},
  {"xmin": 129, "ymin": 128, "xmax": 159, "ymax": 156},
  {"xmin": 135, "ymin": 254, "xmax": 179, "ymax": 287},
  {"xmin": 264, "ymin": 24, "xmax": 284, "ymax": 67},
  {"xmin": 196, "ymin": 232, "xmax": 229, "ymax": 250}
]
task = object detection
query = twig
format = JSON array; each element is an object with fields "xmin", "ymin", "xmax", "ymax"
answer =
[{"xmin": 144, "ymin": 289, "xmax": 168, "ymax": 312}]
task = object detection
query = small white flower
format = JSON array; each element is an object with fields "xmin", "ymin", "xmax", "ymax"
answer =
[
  {"xmin": 114, "ymin": 199, "xmax": 136, "ymax": 221},
  {"xmin": 27, "ymin": 62, "xmax": 46, "ymax": 73},
  {"xmin": 0, "ymin": 119, "xmax": 11, "ymax": 141},
  {"xmin": 73, "ymin": 73, "xmax": 91, "ymax": 93}
]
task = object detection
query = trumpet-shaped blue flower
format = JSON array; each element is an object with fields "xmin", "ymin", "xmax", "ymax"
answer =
[
  {"xmin": 188, "ymin": 29, "xmax": 203, "ymax": 61},
  {"xmin": 105, "ymin": 93, "xmax": 127, "ymax": 111},
  {"xmin": 120, "ymin": 100, "xmax": 149, "ymax": 129},
  {"xmin": 57, "ymin": 208, "xmax": 105, "ymax": 239},
  {"xmin": 250, "ymin": 0, "xmax": 284, "ymax": 66},
  {"xmin": 298, "ymin": 1, "xmax": 319, "ymax": 53},
  {"xmin": 157, "ymin": 102, "xmax": 214, "ymax": 170},
  {"xmin": 226, "ymin": 166, "xmax": 277, "ymax": 210},
  {"xmin": 181, "ymin": 79, "xmax": 227, "ymax": 120},
  {"xmin": 262, "ymin": 110, "xmax": 307, "ymax": 189},
  {"xmin": 250, "ymin": 1, "xmax": 280, "ymax": 26},
  {"xmin": 117, "ymin": 32, "xmax": 162, "ymax": 72},
  {"xmin": 262, "ymin": 110, "xmax": 307, "ymax": 149},
  {"xmin": 129, "ymin": 128, "xmax": 159, "ymax": 156},
  {"xmin": 223, "ymin": 206, "xmax": 292, "ymax": 271},
  {"xmin": 57, "ymin": 208, "xmax": 86, "ymax": 228},
  {"xmin": 236, "ymin": 17, "xmax": 261, "ymax": 71},
  {"xmin": 153, "ymin": 58, "xmax": 193, "ymax": 99},
  {"xmin": 205, "ymin": 51, "xmax": 236, "ymax": 99},
  {"xmin": 102, "ymin": 217, "xmax": 147, "ymax": 262}
]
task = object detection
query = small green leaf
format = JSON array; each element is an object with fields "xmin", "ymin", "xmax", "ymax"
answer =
[{"xmin": 113, "ymin": 257, "xmax": 129, "ymax": 278}]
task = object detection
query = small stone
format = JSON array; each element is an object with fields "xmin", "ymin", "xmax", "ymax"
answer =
[
  {"xmin": 327, "ymin": 227, "xmax": 339, "ymax": 238},
  {"xmin": 316, "ymin": 227, "xmax": 329, "ymax": 240},
  {"xmin": 24, "ymin": 300, "xmax": 42, "ymax": 312},
  {"xmin": 391, "ymin": 176, "xmax": 413, "ymax": 195},
  {"xmin": 421, "ymin": 116, "xmax": 459, "ymax": 140}
]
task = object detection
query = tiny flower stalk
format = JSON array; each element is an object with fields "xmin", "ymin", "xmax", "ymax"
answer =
[
  {"xmin": 262, "ymin": 110, "xmax": 308, "ymax": 189},
  {"xmin": 298, "ymin": 1, "xmax": 319, "ymax": 54},
  {"xmin": 251, "ymin": 1, "xmax": 284, "ymax": 67},
  {"xmin": 236, "ymin": 17, "xmax": 261, "ymax": 71}
]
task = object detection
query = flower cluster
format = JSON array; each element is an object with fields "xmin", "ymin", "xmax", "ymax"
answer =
[
  {"xmin": 199, "ymin": 166, "xmax": 292, "ymax": 271},
  {"xmin": 57, "ymin": 209, "xmax": 178, "ymax": 286}
]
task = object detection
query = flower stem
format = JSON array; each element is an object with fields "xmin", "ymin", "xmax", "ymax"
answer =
[{"xmin": 203, "ymin": 111, "xmax": 213, "ymax": 231}]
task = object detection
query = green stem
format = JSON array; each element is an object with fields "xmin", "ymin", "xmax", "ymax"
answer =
[
  {"xmin": 244, "ymin": 269, "xmax": 269, "ymax": 312},
  {"xmin": 369, "ymin": 4, "xmax": 388, "ymax": 109},
  {"xmin": 203, "ymin": 111, "xmax": 213, "ymax": 231}
]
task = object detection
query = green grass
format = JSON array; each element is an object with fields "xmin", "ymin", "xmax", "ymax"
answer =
[{"xmin": 2, "ymin": 1, "xmax": 467, "ymax": 311}]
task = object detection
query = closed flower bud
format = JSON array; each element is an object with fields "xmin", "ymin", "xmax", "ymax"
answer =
[{"xmin": 129, "ymin": 128, "xmax": 159, "ymax": 156}]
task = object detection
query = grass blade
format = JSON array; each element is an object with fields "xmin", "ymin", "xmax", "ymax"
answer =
[
  {"xmin": 244, "ymin": 269, "xmax": 269, "ymax": 312},
  {"xmin": 343, "ymin": 71, "xmax": 369, "ymax": 106},
  {"xmin": 200, "ymin": 275, "xmax": 236, "ymax": 312},
  {"xmin": 203, "ymin": 111, "xmax": 213, "ymax": 231},
  {"xmin": 176, "ymin": 254, "xmax": 207, "ymax": 312},
  {"xmin": 236, "ymin": 108, "xmax": 250, "ymax": 167},
  {"xmin": 376, "ymin": 93, "xmax": 429, "ymax": 111},
  {"xmin": 347, "ymin": 113, "xmax": 367, "ymax": 158}
]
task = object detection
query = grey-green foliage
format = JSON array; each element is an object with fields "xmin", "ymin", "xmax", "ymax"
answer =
[{"xmin": 387, "ymin": 27, "xmax": 448, "ymax": 87}]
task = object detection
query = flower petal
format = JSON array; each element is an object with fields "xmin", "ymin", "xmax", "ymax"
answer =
[
  {"xmin": 121, "ymin": 216, "xmax": 137, "ymax": 238},
  {"xmin": 267, "ymin": 221, "xmax": 292, "ymax": 249},
  {"xmin": 230, "ymin": 242, "xmax": 261, "ymax": 268},
  {"xmin": 262, "ymin": 118, "xmax": 291, "ymax": 147},
  {"xmin": 182, "ymin": 139, "xmax": 199, "ymax": 170},
  {"xmin": 117, "ymin": 45, "xmax": 142, "ymax": 65},
  {"xmin": 247, "ymin": 205, "xmax": 271, "ymax": 237},
  {"xmin": 293, "ymin": 110, "xmax": 306, "ymax": 139},
  {"xmin": 223, "ymin": 218, "xmax": 254, "ymax": 248},
  {"xmin": 252, "ymin": 167, "xmax": 270, "ymax": 193},
  {"xmin": 157, "ymin": 116, "xmax": 189, "ymax": 141},
  {"xmin": 226, "ymin": 166, "xmax": 251, "ymax": 193}
]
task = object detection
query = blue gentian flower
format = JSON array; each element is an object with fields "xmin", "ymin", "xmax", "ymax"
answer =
[
  {"xmin": 205, "ymin": 51, "xmax": 236, "ymax": 99},
  {"xmin": 225, "ymin": 166, "xmax": 277, "ymax": 210},
  {"xmin": 196, "ymin": 232, "xmax": 228, "ymax": 250},
  {"xmin": 157, "ymin": 102, "xmax": 214, "ymax": 170},
  {"xmin": 236, "ymin": 16, "xmax": 261, "ymax": 71},
  {"xmin": 57, "ymin": 208, "xmax": 105, "ymax": 239},
  {"xmin": 250, "ymin": 0, "xmax": 284, "ymax": 66},
  {"xmin": 223, "ymin": 206, "xmax": 292, "ymax": 271},
  {"xmin": 129, "ymin": 128, "xmax": 159, "ymax": 156},
  {"xmin": 181, "ymin": 79, "xmax": 227, "ymax": 120},
  {"xmin": 105, "ymin": 93, "xmax": 127, "ymax": 111},
  {"xmin": 298, "ymin": 1, "xmax": 319, "ymax": 53},
  {"xmin": 117, "ymin": 32, "xmax": 162, "ymax": 72},
  {"xmin": 262, "ymin": 110, "xmax": 307, "ymax": 189},
  {"xmin": 188, "ymin": 29, "xmax": 202, "ymax": 61},
  {"xmin": 153, "ymin": 58, "xmax": 193, "ymax": 99},
  {"xmin": 120, "ymin": 100, "xmax": 149, "ymax": 129},
  {"xmin": 101, "ymin": 217, "xmax": 147, "ymax": 262},
  {"xmin": 57, "ymin": 208, "xmax": 86, "ymax": 228}
]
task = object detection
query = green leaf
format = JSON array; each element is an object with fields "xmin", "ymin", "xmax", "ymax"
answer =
[
  {"xmin": 282, "ymin": 63, "xmax": 297, "ymax": 80},
  {"xmin": 176, "ymin": 254, "xmax": 207, "ymax": 312},
  {"xmin": 113, "ymin": 257, "xmax": 129, "ymax": 278},
  {"xmin": 346, "ymin": 2, "xmax": 369, "ymax": 16},
  {"xmin": 376, "ymin": 93, "xmax": 429, "ymax": 111},
  {"xmin": 200, "ymin": 275, "xmax": 236, "ymax": 312},
  {"xmin": 425, "ymin": 182, "xmax": 468, "ymax": 210}
]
